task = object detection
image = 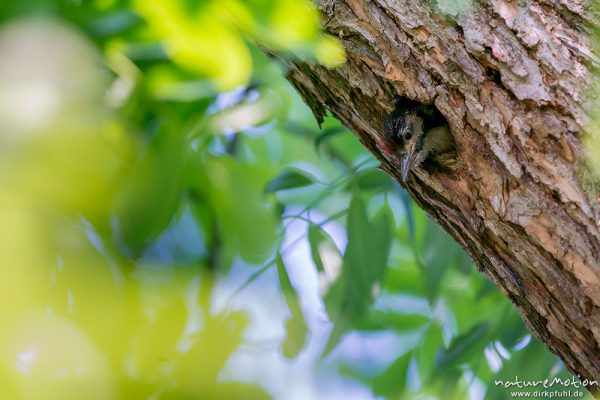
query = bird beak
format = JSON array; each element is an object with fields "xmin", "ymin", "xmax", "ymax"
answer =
[{"xmin": 400, "ymin": 149, "xmax": 415, "ymax": 181}]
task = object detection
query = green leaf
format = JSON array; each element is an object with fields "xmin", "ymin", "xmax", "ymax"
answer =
[
  {"xmin": 454, "ymin": 246, "xmax": 474, "ymax": 274},
  {"xmin": 476, "ymin": 277, "xmax": 500, "ymax": 300},
  {"xmin": 276, "ymin": 253, "xmax": 303, "ymax": 317},
  {"xmin": 321, "ymin": 314, "xmax": 352, "ymax": 360},
  {"xmin": 436, "ymin": 322, "xmax": 490, "ymax": 370},
  {"xmin": 416, "ymin": 323, "xmax": 444, "ymax": 384},
  {"xmin": 282, "ymin": 314, "xmax": 309, "ymax": 359},
  {"xmin": 115, "ymin": 122, "xmax": 186, "ymax": 254},
  {"xmin": 307, "ymin": 224, "xmax": 325, "ymax": 273},
  {"xmin": 265, "ymin": 170, "xmax": 315, "ymax": 193},
  {"xmin": 314, "ymin": 126, "xmax": 346, "ymax": 152},
  {"xmin": 497, "ymin": 307, "xmax": 528, "ymax": 348},
  {"xmin": 307, "ymin": 224, "xmax": 339, "ymax": 273},
  {"xmin": 368, "ymin": 202, "xmax": 394, "ymax": 283},
  {"xmin": 355, "ymin": 311, "xmax": 430, "ymax": 332},
  {"xmin": 352, "ymin": 168, "xmax": 393, "ymax": 192},
  {"xmin": 384, "ymin": 264, "xmax": 425, "ymax": 295},
  {"xmin": 420, "ymin": 217, "xmax": 460, "ymax": 301},
  {"xmin": 204, "ymin": 158, "xmax": 279, "ymax": 265},
  {"xmin": 276, "ymin": 253, "xmax": 308, "ymax": 359},
  {"xmin": 373, "ymin": 353, "xmax": 411, "ymax": 397},
  {"xmin": 343, "ymin": 193, "xmax": 388, "ymax": 296},
  {"xmin": 322, "ymin": 193, "xmax": 393, "ymax": 357},
  {"xmin": 396, "ymin": 188, "xmax": 416, "ymax": 242}
]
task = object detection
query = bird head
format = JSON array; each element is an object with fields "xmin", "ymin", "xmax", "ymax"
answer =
[
  {"xmin": 382, "ymin": 109, "xmax": 425, "ymax": 181},
  {"xmin": 399, "ymin": 111, "xmax": 425, "ymax": 181}
]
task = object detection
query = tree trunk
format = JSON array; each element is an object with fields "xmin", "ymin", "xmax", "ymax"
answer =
[{"xmin": 279, "ymin": 0, "xmax": 600, "ymax": 393}]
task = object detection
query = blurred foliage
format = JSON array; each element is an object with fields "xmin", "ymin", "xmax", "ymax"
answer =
[
  {"xmin": 0, "ymin": 1, "xmax": 591, "ymax": 399},
  {"xmin": 583, "ymin": 20, "xmax": 600, "ymax": 199}
]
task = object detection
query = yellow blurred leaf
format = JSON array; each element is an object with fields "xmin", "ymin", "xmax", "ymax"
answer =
[
  {"xmin": 0, "ymin": 313, "xmax": 117, "ymax": 400},
  {"xmin": 268, "ymin": 0, "xmax": 320, "ymax": 48},
  {"xmin": 134, "ymin": 0, "xmax": 252, "ymax": 89},
  {"xmin": 315, "ymin": 35, "xmax": 347, "ymax": 68}
]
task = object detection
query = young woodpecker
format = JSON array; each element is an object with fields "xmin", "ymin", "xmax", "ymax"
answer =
[{"xmin": 381, "ymin": 98, "xmax": 455, "ymax": 181}]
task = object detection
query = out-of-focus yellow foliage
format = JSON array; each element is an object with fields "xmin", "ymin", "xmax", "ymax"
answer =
[
  {"xmin": 0, "ymin": 19, "xmax": 247, "ymax": 400},
  {"xmin": 133, "ymin": 0, "xmax": 345, "ymax": 90},
  {"xmin": 314, "ymin": 35, "xmax": 347, "ymax": 68},
  {"xmin": 1, "ymin": 312, "xmax": 117, "ymax": 400},
  {"xmin": 262, "ymin": 0, "xmax": 320, "ymax": 48},
  {"xmin": 0, "ymin": 1, "xmax": 346, "ymax": 397},
  {"xmin": 134, "ymin": 0, "xmax": 253, "ymax": 89},
  {"xmin": 584, "ymin": 38, "xmax": 600, "ymax": 179},
  {"xmin": 585, "ymin": 122, "xmax": 600, "ymax": 176}
]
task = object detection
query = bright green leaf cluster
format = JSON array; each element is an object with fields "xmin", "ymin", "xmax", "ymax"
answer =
[{"xmin": 133, "ymin": 0, "xmax": 345, "ymax": 89}]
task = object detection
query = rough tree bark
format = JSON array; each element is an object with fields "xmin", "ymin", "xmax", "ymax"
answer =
[{"xmin": 279, "ymin": 0, "xmax": 600, "ymax": 393}]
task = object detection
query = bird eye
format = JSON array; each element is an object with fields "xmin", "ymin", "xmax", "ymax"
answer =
[{"xmin": 404, "ymin": 131, "xmax": 412, "ymax": 140}]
